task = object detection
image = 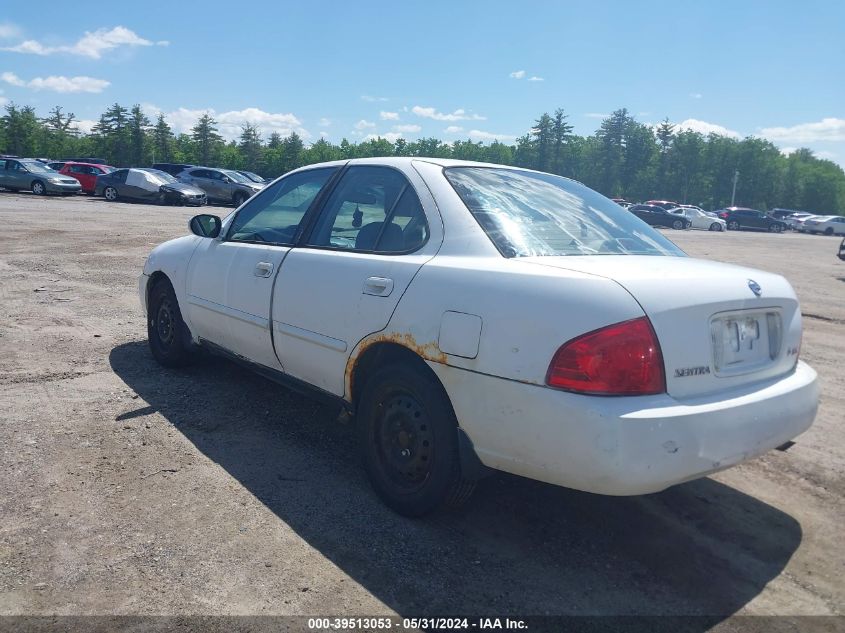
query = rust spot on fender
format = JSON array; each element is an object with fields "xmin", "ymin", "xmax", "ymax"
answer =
[{"xmin": 344, "ymin": 331, "xmax": 448, "ymax": 400}]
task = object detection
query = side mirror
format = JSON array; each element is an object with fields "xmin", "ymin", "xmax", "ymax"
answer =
[
  {"xmin": 838, "ymin": 238, "xmax": 845, "ymax": 262},
  {"xmin": 189, "ymin": 214, "xmax": 222, "ymax": 238}
]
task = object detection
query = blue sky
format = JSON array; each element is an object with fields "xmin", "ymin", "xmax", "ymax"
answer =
[{"xmin": 1, "ymin": 0, "xmax": 843, "ymax": 165}]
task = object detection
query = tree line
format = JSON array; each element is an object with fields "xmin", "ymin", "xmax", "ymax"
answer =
[{"xmin": 1, "ymin": 102, "xmax": 843, "ymax": 214}]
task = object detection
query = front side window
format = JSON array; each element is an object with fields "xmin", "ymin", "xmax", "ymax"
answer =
[
  {"xmin": 228, "ymin": 167, "xmax": 338, "ymax": 245},
  {"xmin": 444, "ymin": 167, "xmax": 684, "ymax": 257},
  {"xmin": 306, "ymin": 166, "xmax": 429, "ymax": 253}
]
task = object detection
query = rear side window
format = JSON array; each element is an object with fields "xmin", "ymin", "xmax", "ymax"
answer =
[
  {"xmin": 444, "ymin": 167, "xmax": 684, "ymax": 257},
  {"xmin": 305, "ymin": 166, "xmax": 429, "ymax": 253},
  {"xmin": 228, "ymin": 167, "xmax": 338, "ymax": 245}
]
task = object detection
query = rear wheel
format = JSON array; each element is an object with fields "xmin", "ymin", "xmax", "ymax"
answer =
[
  {"xmin": 147, "ymin": 279, "xmax": 194, "ymax": 367},
  {"xmin": 769, "ymin": 223, "xmax": 783, "ymax": 233},
  {"xmin": 31, "ymin": 180, "xmax": 46, "ymax": 196},
  {"xmin": 728, "ymin": 220, "xmax": 740, "ymax": 230},
  {"xmin": 104, "ymin": 186, "xmax": 118, "ymax": 201},
  {"xmin": 358, "ymin": 364, "xmax": 474, "ymax": 516}
]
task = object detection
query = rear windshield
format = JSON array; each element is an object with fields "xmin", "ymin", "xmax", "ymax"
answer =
[{"xmin": 444, "ymin": 167, "xmax": 685, "ymax": 257}]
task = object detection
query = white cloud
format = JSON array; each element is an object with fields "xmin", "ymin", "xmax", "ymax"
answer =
[
  {"xmin": 816, "ymin": 150, "xmax": 838, "ymax": 161},
  {"xmin": 1, "ymin": 26, "xmax": 166, "ymax": 59},
  {"xmin": 444, "ymin": 125, "xmax": 464, "ymax": 134},
  {"xmin": 584, "ymin": 112, "xmax": 609, "ymax": 119},
  {"xmin": 411, "ymin": 106, "xmax": 485, "ymax": 121},
  {"xmin": 468, "ymin": 129, "xmax": 517, "ymax": 142},
  {"xmin": 675, "ymin": 118, "xmax": 741, "ymax": 139},
  {"xmin": 1, "ymin": 71, "xmax": 24, "ymax": 86},
  {"xmin": 527, "ymin": 76, "xmax": 544, "ymax": 82},
  {"xmin": 509, "ymin": 70, "xmax": 526, "ymax": 79},
  {"xmin": 0, "ymin": 22, "xmax": 22, "ymax": 40},
  {"xmin": 318, "ymin": 117, "xmax": 332, "ymax": 127},
  {"xmin": 393, "ymin": 124, "xmax": 421, "ymax": 133},
  {"xmin": 380, "ymin": 111, "xmax": 400, "ymax": 121},
  {"xmin": 142, "ymin": 104, "xmax": 309, "ymax": 141},
  {"xmin": 361, "ymin": 95, "xmax": 388, "ymax": 102},
  {"xmin": 0, "ymin": 96, "xmax": 7, "ymax": 107},
  {"xmin": 1, "ymin": 71, "xmax": 110, "ymax": 93},
  {"xmin": 759, "ymin": 118, "xmax": 845, "ymax": 143},
  {"xmin": 71, "ymin": 119, "xmax": 97, "ymax": 135},
  {"xmin": 690, "ymin": 92, "xmax": 703, "ymax": 99},
  {"xmin": 354, "ymin": 119, "xmax": 376, "ymax": 130}
]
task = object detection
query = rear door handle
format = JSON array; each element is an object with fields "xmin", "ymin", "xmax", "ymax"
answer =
[
  {"xmin": 254, "ymin": 262, "xmax": 274, "ymax": 278},
  {"xmin": 363, "ymin": 276, "xmax": 394, "ymax": 297}
]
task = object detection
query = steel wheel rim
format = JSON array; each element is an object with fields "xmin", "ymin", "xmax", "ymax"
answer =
[
  {"xmin": 375, "ymin": 390, "xmax": 433, "ymax": 492},
  {"xmin": 105, "ymin": 188, "xmax": 116, "ymax": 200},
  {"xmin": 33, "ymin": 183, "xmax": 44, "ymax": 194},
  {"xmin": 155, "ymin": 299, "xmax": 176, "ymax": 346}
]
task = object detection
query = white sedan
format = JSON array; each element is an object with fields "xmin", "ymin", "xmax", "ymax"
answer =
[
  {"xmin": 802, "ymin": 215, "xmax": 845, "ymax": 235},
  {"xmin": 669, "ymin": 207, "xmax": 726, "ymax": 231},
  {"xmin": 139, "ymin": 158, "xmax": 818, "ymax": 516}
]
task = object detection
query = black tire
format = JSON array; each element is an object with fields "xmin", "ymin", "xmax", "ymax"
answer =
[
  {"xmin": 671, "ymin": 219, "xmax": 685, "ymax": 230},
  {"xmin": 31, "ymin": 180, "xmax": 46, "ymax": 196},
  {"xmin": 728, "ymin": 220, "xmax": 740, "ymax": 230},
  {"xmin": 104, "ymin": 186, "xmax": 118, "ymax": 201},
  {"xmin": 769, "ymin": 223, "xmax": 783, "ymax": 233},
  {"xmin": 357, "ymin": 363, "xmax": 474, "ymax": 516},
  {"xmin": 233, "ymin": 192, "xmax": 248, "ymax": 207},
  {"xmin": 825, "ymin": 227, "xmax": 834, "ymax": 236},
  {"xmin": 709, "ymin": 222, "xmax": 721, "ymax": 231},
  {"xmin": 147, "ymin": 279, "xmax": 194, "ymax": 367}
]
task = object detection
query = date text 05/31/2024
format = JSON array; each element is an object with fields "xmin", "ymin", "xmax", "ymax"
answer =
[{"xmin": 306, "ymin": 617, "xmax": 528, "ymax": 630}]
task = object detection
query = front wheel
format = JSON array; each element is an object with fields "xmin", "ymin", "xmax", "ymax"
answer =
[
  {"xmin": 104, "ymin": 186, "xmax": 118, "ymax": 201},
  {"xmin": 147, "ymin": 280, "xmax": 194, "ymax": 367},
  {"xmin": 232, "ymin": 192, "xmax": 247, "ymax": 207},
  {"xmin": 769, "ymin": 223, "xmax": 783, "ymax": 233},
  {"xmin": 825, "ymin": 227, "xmax": 834, "ymax": 236},
  {"xmin": 709, "ymin": 222, "xmax": 722, "ymax": 231},
  {"xmin": 357, "ymin": 364, "xmax": 474, "ymax": 516},
  {"xmin": 31, "ymin": 180, "xmax": 46, "ymax": 195},
  {"xmin": 671, "ymin": 219, "xmax": 685, "ymax": 230}
]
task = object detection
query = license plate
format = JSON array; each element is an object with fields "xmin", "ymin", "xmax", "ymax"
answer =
[{"xmin": 710, "ymin": 311, "xmax": 782, "ymax": 376}]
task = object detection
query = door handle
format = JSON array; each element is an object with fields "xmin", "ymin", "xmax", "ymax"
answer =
[
  {"xmin": 254, "ymin": 262, "xmax": 274, "ymax": 278},
  {"xmin": 363, "ymin": 276, "xmax": 394, "ymax": 297}
]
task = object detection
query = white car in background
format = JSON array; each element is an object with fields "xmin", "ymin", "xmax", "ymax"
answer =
[
  {"xmin": 802, "ymin": 215, "xmax": 845, "ymax": 235},
  {"xmin": 785, "ymin": 212, "xmax": 816, "ymax": 231},
  {"xmin": 670, "ymin": 207, "xmax": 726, "ymax": 231},
  {"xmin": 139, "ymin": 158, "xmax": 818, "ymax": 516}
]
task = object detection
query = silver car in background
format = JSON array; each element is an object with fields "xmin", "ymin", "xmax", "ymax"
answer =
[
  {"xmin": 0, "ymin": 158, "xmax": 82, "ymax": 195},
  {"xmin": 177, "ymin": 167, "xmax": 264, "ymax": 206}
]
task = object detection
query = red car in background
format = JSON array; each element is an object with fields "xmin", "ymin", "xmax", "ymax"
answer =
[{"xmin": 58, "ymin": 162, "xmax": 115, "ymax": 194}]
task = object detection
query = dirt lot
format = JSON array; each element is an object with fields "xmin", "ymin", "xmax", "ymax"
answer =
[{"xmin": 0, "ymin": 192, "xmax": 843, "ymax": 623}]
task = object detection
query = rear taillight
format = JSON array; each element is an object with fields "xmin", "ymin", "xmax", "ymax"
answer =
[
  {"xmin": 546, "ymin": 317, "xmax": 666, "ymax": 395},
  {"xmin": 719, "ymin": 212, "xmax": 728, "ymax": 219}
]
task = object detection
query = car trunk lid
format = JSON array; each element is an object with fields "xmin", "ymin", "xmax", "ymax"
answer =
[{"xmin": 518, "ymin": 255, "xmax": 803, "ymax": 398}]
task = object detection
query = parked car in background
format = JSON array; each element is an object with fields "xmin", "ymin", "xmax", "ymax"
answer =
[
  {"xmin": 237, "ymin": 170, "xmax": 268, "ymax": 184},
  {"xmin": 96, "ymin": 168, "xmax": 207, "ymax": 206},
  {"xmin": 718, "ymin": 207, "xmax": 787, "ymax": 232},
  {"xmin": 770, "ymin": 208, "xmax": 803, "ymax": 220},
  {"xmin": 177, "ymin": 166, "xmax": 264, "ymax": 206},
  {"xmin": 679, "ymin": 204, "xmax": 718, "ymax": 218},
  {"xmin": 629, "ymin": 204, "xmax": 691, "ymax": 229},
  {"xmin": 64, "ymin": 157, "xmax": 109, "ymax": 165},
  {"xmin": 669, "ymin": 207, "xmax": 726, "ymax": 231},
  {"xmin": 802, "ymin": 215, "xmax": 845, "ymax": 236},
  {"xmin": 58, "ymin": 162, "xmax": 115, "ymax": 194},
  {"xmin": 646, "ymin": 199, "xmax": 681, "ymax": 210},
  {"xmin": 0, "ymin": 158, "xmax": 82, "ymax": 195},
  {"xmin": 151, "ymin": 163, "xmax": 196, "ymax": 177},
  {"xmin": 47, "ymin": 161, "xmax": 67, "ymax": 171},
  {"xmin": 785, "ymin": 212, "xmax": 816, "ymax": 230},
  {"xmin": 139, "ymin": 157, "xmax": 817, "ymax": 516}
]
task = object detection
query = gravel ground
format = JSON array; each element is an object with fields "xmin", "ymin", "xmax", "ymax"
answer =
[{"xmin": 0, "ymin": 192, "xmax": 842, "ymax": 623}]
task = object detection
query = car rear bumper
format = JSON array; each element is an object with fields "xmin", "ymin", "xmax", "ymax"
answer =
[{"xmin": 431, "ymin": 360, "xmax": 818, "ymax": 495}]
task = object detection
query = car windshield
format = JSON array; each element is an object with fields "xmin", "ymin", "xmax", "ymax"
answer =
[
  {"xmin": 140, "ymin": 168, "xmax": 177, "ymax": 183},
  {"xmin": 242, "ymin": 171, "xmax": 264, "ymax": 182},
  {"xmin": 22, "ymin": 161, "xmax": 57, "ymax": 174},
  {"xmin": 224, "ymin": 170, "xmax": 251, "ymax": 184},
  {"xmin": 444, "ymin": 167, "xmax": 685, "ymax": 257}
]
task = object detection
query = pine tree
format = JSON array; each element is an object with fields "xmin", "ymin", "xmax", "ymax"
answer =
[
  {"xmin": 238, "ymin": 123, "xmax": 263, "ymax": 171},
  {"xmin": 191, "ymin": 113, "xmax": 223, "ymax": 165},
  {"xmin": 152, "ymin": 114, "xmax": 174, "ymax": 163}
]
